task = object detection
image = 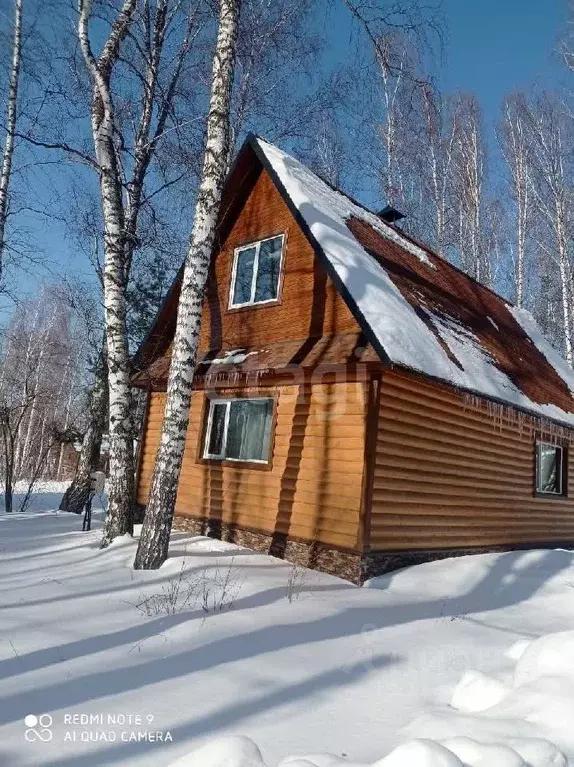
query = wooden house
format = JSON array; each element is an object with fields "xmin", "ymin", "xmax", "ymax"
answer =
[{"xmin": 133, "ymin": 135, "xmax": 574, "ymax": 584}]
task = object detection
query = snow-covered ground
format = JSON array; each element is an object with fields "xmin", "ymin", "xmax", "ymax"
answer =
[
  {"xmin": 1, "ymin": 493, "xmax": 574, "ymax": 766},
  {"xmin": 0, "ymin": 481, "xmax": 77, "ymax": 515}
]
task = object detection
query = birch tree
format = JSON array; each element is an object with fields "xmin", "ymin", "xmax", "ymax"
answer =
[
  {"xmin": 228, "ymin": 0, "xmax": 319, "ymax": 158},
  {"xmin": 526, "ymin": 95, "xmax": 573, "ymax": 363},
  {"xmin": 302, "ymin": 112, "xmax": 347, "ymax": 188},
  {"xmin": 34, "ymin": 0, "xmax": 206, "ymax": 539},
  {"xmin": 500, "ymin": 94, "xmax": 532, "ymax": 308},
  {"xmin": 360, "ymin": 32, "xmax": 415, "ymax": 208},
  {"xmin": 0, "ymin": 287, "xmax": 88, "ymax": 512},
  {"xmin": 59, "ymin": 362, "xmax": 107, "ymax": 510},
  {"xmin": 451, "ymin": 94, "xmax": 489, "ymax": 284},
  {"xmin": 561, "ymin": 0, "xmax": 574, "ymax": 73},
  {"xmin": 76, "ymin": 0, "xmax": 139, "ymax": 545},
  {"xmin": 340, "ymin": 1, "xmax": 444, "ymax": 246},
  {"xmin": 58, "ymin": 219, "xmax": 106, "ymax": 512},
  {"xmin": 347, "ymin": 26, "xmax": 424, "ymax": 214},
  {"xmin": 415, "ymin": 85, "xmax": 458, "ymax": 254},
  {"xmin": 134, "ymin": 0, "xmax": 241, "ymax": 570},
  {"xmin": 0, "ymin": 0, "xmax": 23, "ymax": 284}
]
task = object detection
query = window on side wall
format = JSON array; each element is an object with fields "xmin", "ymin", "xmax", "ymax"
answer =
[
  {"xmin": 203, "ymin": 397, "xmax": 274, "ymax": 464},
  {"xmin": 229, "ymin": 234, "xmax": 285, "ymax": 308},
  {"xmin": 535, "ymin": 442, "xmax": 567, "ymax": 496}
]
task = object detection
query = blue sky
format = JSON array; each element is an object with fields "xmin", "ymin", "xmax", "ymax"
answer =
[
  {"xmin": 7, "ymin": 0, "xmax": 570, "ymax": 309},
  {"xmin": 439, "ymin": 0, "xmax": 567, "ymax": 124},
  {"xmin": 324, "ymin": 0, "xmax": 567, "ymax": 118}
]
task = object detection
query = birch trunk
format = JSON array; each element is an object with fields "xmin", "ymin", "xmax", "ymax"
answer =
[
  {"xmin": 77, "ymin": 0, "xmax": 137, "ymax": 545},
  {"xmin": 98, "ymin": 156, "xmax": 135, "ymax": 545},
  {"xmin": 0, "ymin": 0, "xmax": 22, "ymax": 281},
  {"xmin": 514, "ymin": 137, "xmax": 529, "ymax": 309},
  {"xmin": 501, "ymin": 99, "xmax": 530, "ymax": 309},
  {"xmin": 134, "ymin": 0, "xmax": 240, "ymax": 570},
  {"xmin": 59, "ymin": 366, "xmax": 108, "ymax": 513},
  {"xmin": 523, "ymin": 96, "xmax": 572, "ymax": 361},
  {"xmin": 12, "ymin": 302, "xmax": 39, "ymax": 477},
  {"xmin": 16, "ymin": 308, "xmax": 54, "ymax": 478},
  {"xmin": 557, "ymin": 213, "xmax": 573, "ymax": 365}
]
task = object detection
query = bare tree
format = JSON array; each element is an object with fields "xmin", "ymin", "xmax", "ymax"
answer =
[
  {"xmin": 27, "ymin": 0, "xmax": 207, "ymax": 542},
  {"xmin": 500, "ymin": 94, "xmax": 532, "ymax": 308},
  {"xmin": 58, "ymin": 217, "xmax": 107, "ymax": 513},
  {"xmin": 301, "ymin": 112, "xmax": 348, "ymax": 188},
  {"xmin": 519, "ymin": 93, "xmax": 574, "ymax": 363},
  {"xmin": 75, "ymin": 0, "xmax": 139, "ymax": 544},
  {"xmin": 0, "ymin": 287, "xmax": 87, "ymax": 512},
  {"xmin": 341, "ymin": 0, "xmax": 443, "ymax": 66},
  {"xmin": 373, "ymin": 33, "xmax": 418, "ymax": 207},
  {"xmin": 561, "ymin": 0, "xmax": 574, "ymax": 73},
  {"xmin": 0, "ymin": 0, "xmax": 23, "ymax": 284},
  {"xmin": 451, "ymin": 94, "xmax": 489, "ymax": 284},
  {"xmin": 416, "ymin": 84, "xmax": 457, "ymax": 254},
  {"xmin": 339, "ymin": 1, "xmax": 446, "ymax": 248},
  {"xmin": 134, "ymin": 0, "xmax": 241, "ymax": 570},
  {"xmin": 228, "ymin": 0, "xmax": 321, "ymax": 157}
]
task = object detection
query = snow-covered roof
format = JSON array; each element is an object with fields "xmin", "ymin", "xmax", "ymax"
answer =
[{"xmin": 254, "ymin": 137, "xmax": 574, "ymax": 427}]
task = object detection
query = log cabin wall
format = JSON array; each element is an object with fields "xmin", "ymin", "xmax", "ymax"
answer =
[
  {"xmin": 369, "ymin": 368, "xmax": 574, "ymax": 552},
  {"xmin": 137, "ymin": 379, "xmax": 367, "ymax": 552},
  {"xmin": 199, "ymin": 168, "xmax": 360, "ymax": 352}
]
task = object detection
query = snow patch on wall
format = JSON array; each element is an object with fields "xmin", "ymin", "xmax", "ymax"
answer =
[{"xmin": 210, "ymin": 349, "xmax": 258, "ymax": 365}]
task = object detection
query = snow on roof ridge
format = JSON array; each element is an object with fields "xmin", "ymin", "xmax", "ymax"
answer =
[
  {"xmin": 254, "ymin": 136, "xmax": 574, "ymax": 427},
  {"xmin": 255, "ymin": 137, "xmax": 434, "ymax": 268},
  {"xmin": 511, "ymin": 307, "xmax": 574, "ymax": 396}
]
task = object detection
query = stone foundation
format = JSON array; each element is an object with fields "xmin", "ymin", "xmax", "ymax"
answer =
[
  {"xmin": 171, "ymin": 514, "xmax": 574, "ymax": 585},
  {"xmin": 360, "ymin": 541, "xmax": 574, "ymax": 582},
  {"xmin": 172, "ymin": 514, "xmax": 363, "ymax": 584}
]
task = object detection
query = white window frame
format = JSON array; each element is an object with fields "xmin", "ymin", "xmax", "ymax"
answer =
[
  {"xmin": 228, "ymin": 233, "xmax": 285, "ymax": 309},
  {"xmin": 535, "ymin": 441, "xmax": 565, "ymax": 496},
  {"xmin": 203, "ymin": 396, "xmax": 274, "ymax": 464}
]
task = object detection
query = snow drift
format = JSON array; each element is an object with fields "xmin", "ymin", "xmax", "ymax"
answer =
[{"xmin": 174, "ymin": 629, "xmax": 574, "ymax": 766}]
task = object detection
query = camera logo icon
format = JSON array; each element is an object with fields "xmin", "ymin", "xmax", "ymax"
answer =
[{"xmin": 24, "ymin": 714, "xmax": 53, "ymax": 742}]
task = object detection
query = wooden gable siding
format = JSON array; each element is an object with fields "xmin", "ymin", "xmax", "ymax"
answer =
[
  {"xmin": 137, "ymin": 381, "xmax": 367, "ymax": 551},
  {"xmin": 369, "ymin": 369, "xmax": 574, "ymax": 551},
  {"xmin": 199, "ymin": 168, "xmax": 360, "ymax": 353}
]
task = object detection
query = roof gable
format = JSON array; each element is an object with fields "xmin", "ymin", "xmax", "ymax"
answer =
[
  {"xmin": 133, "ymin": 141, "xmax": 366, "ymax": 379},
  {"xmin": 135, "ymin": 134, "xmax": 574, "ymax": 427}
]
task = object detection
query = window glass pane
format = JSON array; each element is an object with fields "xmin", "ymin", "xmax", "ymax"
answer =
[
  {"xmin": 232, "ymin": 246, "xmax": 256, "ymax": 305},
  {"xmin": 539, "ymin": 444, "xmax": 561, "ymax": 493},
  {"xmin": 254, "ymin": 236, "xmax": 283, "ymax": 303},
  {"xmin": 206, "ymin": 402, "xmax": 227, "ymax": 456},
  {"xmin": 226, "ymin": 399, "xmax": 273, "ymax": 461}
]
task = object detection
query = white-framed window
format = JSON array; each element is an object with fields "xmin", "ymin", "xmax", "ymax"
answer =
[
  {"xmin": 203, "ymin": 397, "xmax": 274, "ymax": 463},
  {"xmin": 229, "ymin": 234, "xmax": 285, "ymax": 308},
  {"xmin": 535, "ymin": 442, "xmax": 566, "ymax": 496}
]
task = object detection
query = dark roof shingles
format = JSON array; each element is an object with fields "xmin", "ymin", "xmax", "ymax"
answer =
[{"xmin": 347, "ymin": 216, "xmax": 574, "ymax": 415}]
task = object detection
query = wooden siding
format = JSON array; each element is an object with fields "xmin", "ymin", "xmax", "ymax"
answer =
[
  {"xmin": 370, "ymin": 369, "xmax": 574, "ymax": 550},
  {"xmin": 199, "ymin": 169, "xmax": 360, "ymax": 352},
  {"xmin": 137, "ymin": 381, "xmax": 367, "ymax": 550}
]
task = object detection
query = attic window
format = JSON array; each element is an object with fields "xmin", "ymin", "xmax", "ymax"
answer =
[
  {"xmin": 229, "ymin": 234, "xmax": 285, "ymax": 308},
  {"xmin": 535, "ymin": 442, "xmax": 567, "ymax": 497}
]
